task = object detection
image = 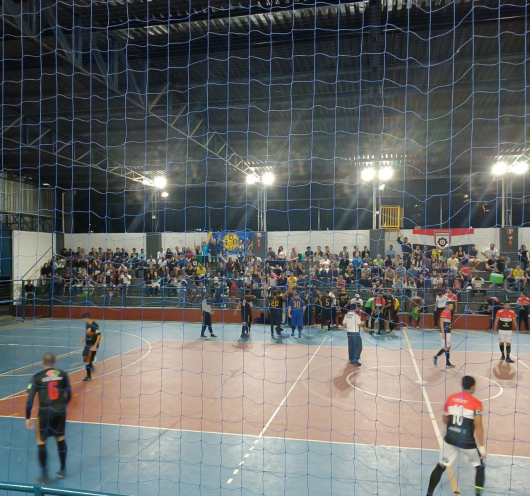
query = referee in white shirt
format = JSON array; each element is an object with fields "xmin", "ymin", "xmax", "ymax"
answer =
[
  {"xmin": 434, "ymin": 291, "xmax": 448, "ymax": 329},
  {"xmin": 345, "ymin": 303, "xmax": 366, "ymax": 366},
  {"xmin": 200, "ymin": 297, "xmax": 217, "ymax": 338}
]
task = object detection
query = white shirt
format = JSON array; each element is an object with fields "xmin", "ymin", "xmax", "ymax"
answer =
[
  {"xmin": 436, "ymin": 295, "xmax": 449, "ymax": 308},
  {"xmin": 202, "ymin": 299, "xmax": 212, "ymax": 314},
  {"xmin": 157, "ymin": 251, "xmax": 165, "ymax": 260},
  {"xmin": 345, "ymin": 311, "xmax": 362, "ymax": 334},
  {"xmin": 482, "ymin": 247, "xmax": 498, "ymax": 260},
  {"xmin": 351, "ymin": 297, "xmax": 364, "ymax": 307}
]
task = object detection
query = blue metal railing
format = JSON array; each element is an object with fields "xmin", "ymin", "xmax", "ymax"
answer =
[{"xmin": 0, "ymin": 482, "xmax": 125, "ymax": 496}]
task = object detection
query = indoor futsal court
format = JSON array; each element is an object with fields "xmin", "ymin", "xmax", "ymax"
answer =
[
  {"xmin": 2, "ymin": 0, "xmax": 530, "ymax": 495},
  {"xmin": 0, "ymin": 319, "xmax": 529, "ymax": 495}
]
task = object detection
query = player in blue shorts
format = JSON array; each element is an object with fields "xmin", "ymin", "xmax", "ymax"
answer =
[{"xmin": 288, "ymin": 290, "xmax": 306, "ymax": 338}]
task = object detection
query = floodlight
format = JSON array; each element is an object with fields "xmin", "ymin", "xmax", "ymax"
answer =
[
  {"xmin": 153, "ymin": 176, "xmax": 167, "ymax": 189},
  {"xmin": 246, "ymin": 174, "xmax": 259, "ymax": 185},
  {"xmin": 161, "ymin": 191, "xmax": 169, "ymax": 198},
  {"xmin": 491, "ymin": 162, "xmax": 508, "ymax": 176},
  {"xmin": 361, "ymin": 167, "xmax": 376, "ymax": 182},
  {"xmin": 262, "ymin": 172, "xmax": 275, "ymax": 186},
  {"xmin": 510, "ymin": 161, "xmax": 528, "ymax": 175},
  {"xmin": 379, "ymin": 166, "xmax": 394, "ymax": 181}
]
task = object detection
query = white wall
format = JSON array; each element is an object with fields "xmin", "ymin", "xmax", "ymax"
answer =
[
  {"xmin": 266, "ymin": 231, "xmax": 372, "ymax": 253},
  {"xmin": 161, "ymin": 232, "xmax": 206, "ymax": 251},
  {"xmin": 65, "ymin": 233, "xmax": 146, "ymax": 254},
  {"xmin": 12, "ymin": 230, "xmax": 55, "ymax": 281},
  {"xmin": 61, "ymin": 228, "xmax": 524, "ymax": 255}
]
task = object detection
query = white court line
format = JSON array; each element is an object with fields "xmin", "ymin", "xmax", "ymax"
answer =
[
  {"xmin": 0, "ymin": 414, "xmax": 527, "ymax": 459},
  {"xmin": 0, "ymin": 349, "xmax": 81, "ymax": 379},
  {"xmin": 403, "ymin": 329, "xmax": 461, "ymax": 495},
  {"xmin": 0, "ymin": 334, "xmax": 153, "ymax": 401},
  {"xmin": 257, "ymin": 335, "xmax": 328, "ymax": 438},
  {"xmin": 512, "ymin": 355, "xmax": 530, "ymax": 371}
]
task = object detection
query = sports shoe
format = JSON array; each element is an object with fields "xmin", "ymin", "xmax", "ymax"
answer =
[
  {"xmin": 291, "ymin": 333, "xmax": 295, "ymax": 337},
  {"xmin": 37, "ymin": 474, "xmax": 52, "ymax": 485},
  {"xmin": 500, "ymin": 355, "xmax": 505, "ymax": 361},
  {"xmin": 320, "ymin": 329, "xmax": 326, "ymax": 333},
  {"xmin": 506, "ymin": 357, "xmax": 514, "ymax": 363},
  {"xmin": 82, "ymin": 377, "xmax": 91, "ymax": 382},
  {"xmin": 56, "ymin": 471, "xmax": 66, "ymax": 479},
  {"xmin": 298, "ymin": 334, "xmax": 302, "ymax": 339},
  {"xmin": 433, "ymin": 356, "xmax": 438, "ymax": 366},
  {"xmin": 210, "ymin": 334, "xmax": 217, "ymax": 338},
  {"xmin": 446, "ymin": 363, "xmax": 455, "ymax": 369},
  {"xmin": 200, "ymin": 335, "xmax": 206, "ymax": 339}
]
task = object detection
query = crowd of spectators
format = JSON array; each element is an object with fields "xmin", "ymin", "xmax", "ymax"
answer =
[{"xmin": 27, "ymin": 238, "xmax": 530, "ymax": 309}]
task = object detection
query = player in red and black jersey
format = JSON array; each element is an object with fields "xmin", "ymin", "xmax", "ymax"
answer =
[
  {"xmin": 433, "ymin": 302, "xmax": 455, "ymax": 369},
  {"xmin": 26, "ymin": 353, "xmax": 71, "ymax": 483},
  {"xmin": 426, "ymin": 376, "xmax": 486, "ymax": 496},
  {"xmin": 80, "ymin": 312, "xmax": 102, "ymax": 381},
  {"xmin": 494, "ymin": 300, "xmax": 516, "ymax": 363}
]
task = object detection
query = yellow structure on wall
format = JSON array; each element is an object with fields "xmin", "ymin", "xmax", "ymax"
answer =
[{"xmin": 380, "ymin": 206, "xmax": 403, "ymax": 229}]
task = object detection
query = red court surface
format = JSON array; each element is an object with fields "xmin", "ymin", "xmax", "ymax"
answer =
[{"xmin": 2, "ymin": 339, "xmax": 529, "ymax": 458}]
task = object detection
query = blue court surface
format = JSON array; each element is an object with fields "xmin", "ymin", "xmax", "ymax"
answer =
[{"xmin": 0, "ymin": 318, "xmax": 529, "ymax": 495}]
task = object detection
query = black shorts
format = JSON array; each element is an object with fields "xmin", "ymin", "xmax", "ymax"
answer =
[
  {"xmin": 322, "ymin": 308, "xmax": 332, "ymax": 322},
  {"xmin": 37, "ymin": 411, "xmax": 66, "ymax": 442}
]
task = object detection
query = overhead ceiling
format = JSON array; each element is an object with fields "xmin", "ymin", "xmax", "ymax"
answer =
[{"xmin": 1, "ymin": 0, "xmax": 529, "ymax": 193}]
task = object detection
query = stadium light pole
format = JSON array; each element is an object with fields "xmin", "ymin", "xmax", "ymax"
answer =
[
  {"xmin": 247, "ymin": 172, "xmax": 274, "ymax": 232},
  {"xmin": 361, "ymin": 166, "xmax": 393, "ymax": 229},
  {"xmin": 492, "ymin": 161, "xmax": 528, "ymax": 227}
]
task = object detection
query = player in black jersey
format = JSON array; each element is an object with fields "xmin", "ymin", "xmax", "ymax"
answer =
[
  {"xmin": 320, "ymin": 293, "xmax": 334, "ymax": 332},
  {"xmin": 26, "ymin": 353, "xmax": 71, "ymax": 483},
  {"xmin": 236, "ymin": 292, "xmax": 254, "ymax": 338},
  {"xmin": 80, "ymin": 312, "xmax": 102, "ymax": 381},
  {"xmin": 268, "ymin": 290, "xmax": 284, "ymax": 337},
  {"xmin": 336, "ymin": 289, "xmax": 350, "ymax": 328}
]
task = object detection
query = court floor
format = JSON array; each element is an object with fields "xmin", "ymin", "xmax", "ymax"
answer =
[{"xmin": 0, "ymin": 318, "xmax": 529, "ymax": 495}]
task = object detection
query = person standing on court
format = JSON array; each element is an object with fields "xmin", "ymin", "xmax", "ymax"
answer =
[
  {"xmin": 288, "ymin": 290, "xmax": 306, "ymax": 338},
  {"xmin": 345, "ymin": 302, "xmax": 366, "ymax": 366},
  {"xmin": 235, "ymin": 291, "xmax": 254, "ymax": 339},
  {"xmin": 268, "ymin": 290, "xmax": 284, "ymax": 337},
  {"xmin": 433, "ymin": 302, "xmax": 455, "ymax": 369},
  {"xmin": 80, "ymin": 312, "xmax": 102, "ymax": 381},
  {"xmin": 200, "ymin": 297, "xmax": 217, "ymax": 339},
  {"xmin": 494, "ymin": 300, "xmax": 516, "ymax": 363},
  {"xmin": 26, "ymin": 352, "xmax": 71, "ymax": 483},
  {"xmin": 426, "ymin": 375, "xmax": 486, "ymax": 496}
]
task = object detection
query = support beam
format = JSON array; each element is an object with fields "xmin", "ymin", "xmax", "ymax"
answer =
[
  {"xmin": 148, "ymin": 83, "xmax": 168, "ymax": 111},
  {"xmin": 28, "ymin": 128, "xmax": 51, "ymax": 146},
  {"xmin": 43, "ymin": 6, "xmax": 75, "ymax": 64},
  {"xmin": 170, "ymin": 104, "xmax": 187, "ymax": 126},
  {"xmin": 3, "ymin": 0, "xmax": 248, "ymax": 177},
  {"xmin": 189, "ymin": 119, "xmax": 203, "ymax": 138},
  {"xmin": 0, "ymin": 116, "xmax": 23, "ymax": 137}
]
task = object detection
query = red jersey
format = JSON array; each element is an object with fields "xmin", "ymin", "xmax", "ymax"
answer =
[
  {"xmin": 496, "ymin": 309, "xmax": 516, "ymax": 330},
  {"xmin": 517, "ymin": 296, "xmax": 530, "ymax": 307},
  {"xmin": 444, "ymin": 392, "xmax": 483, "ymax": 448},
  {"xmin": 440, "ymin": 309, "xmax": 452, "ymax": 322},
  {"xmin": 445, "ymin": 293, "xmax": 457, "ymax": 302}
]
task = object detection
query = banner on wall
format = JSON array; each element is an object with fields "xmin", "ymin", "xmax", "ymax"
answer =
[
  {"xmin": 411, "ymin": 228, "xmax": 474, "ymax": 248},
  {"xmin": 208, "ymin": 231, "xmax": 254, "ymax": 254}
]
